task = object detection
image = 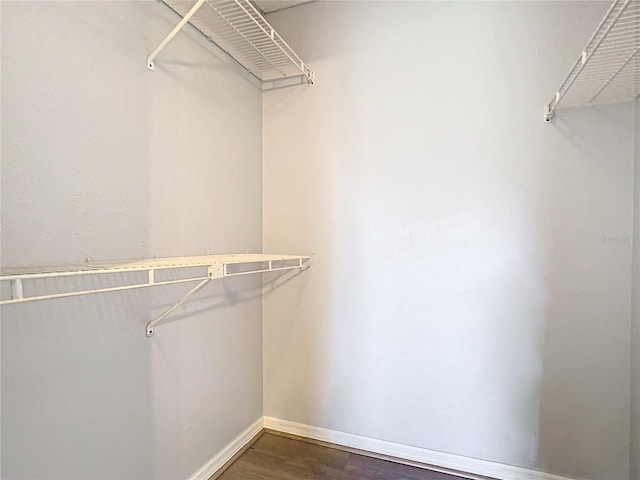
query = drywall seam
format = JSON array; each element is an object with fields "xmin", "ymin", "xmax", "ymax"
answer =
[
  {"xmin": 185, "ymin": 417, "xmax": 264, "ymax": 480},
  {"xmin": 263, "ymin": 417, "xmax": 579, "ymax": 480}
]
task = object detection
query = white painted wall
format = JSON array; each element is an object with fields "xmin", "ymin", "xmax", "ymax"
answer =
[
  {"xmin": 3, "ymin": 2, "xmax": 636, "ymax": 480},
  {"xmin": 1, "ymin": 2, "xmax": 263, "ymax": 479},
  {"xmin": 632, "ymin": 97, "xmax": 640, "ymax": 480},
  {"xmin": 263, "ymin": 3, "xmax": 634, "ymax": 480}
]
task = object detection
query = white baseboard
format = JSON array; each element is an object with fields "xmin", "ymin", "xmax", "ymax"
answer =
[
  {"xmin": 186, "ymin": 417, "xmax": 264, "ymax": 480},
  {"xmin": 186, "ymin": 416, "xmax": 578, "ymax": 480},
  {"xmin": 263, "ymin": 417, "xmax": 578, "ymax": 480}
]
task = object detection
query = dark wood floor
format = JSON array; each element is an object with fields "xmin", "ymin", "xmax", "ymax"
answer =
[{"xmin": 217, "ymin": 433, "xmax": 464, "ymax": 480}]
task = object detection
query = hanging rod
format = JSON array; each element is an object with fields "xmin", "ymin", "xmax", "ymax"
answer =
[
  {"xmin": 544, "ymin": 0, "xmax": 640, "ymax": 122},
  {"xmin": 148, "ymin": 0, "xmax": 315, "ymax": 85},
  {"xmin": 0, "ymin": 254, "xmax": 311, "ymax": 336}
]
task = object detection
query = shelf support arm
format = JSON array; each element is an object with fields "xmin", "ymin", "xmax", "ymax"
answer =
[
  {"xmin": 146, "ymin": 277, "xmax": 212, "ymax": 337},
  {"xmin": 147, "ymin": 0, "xmax": 207, "ymax": 71}
]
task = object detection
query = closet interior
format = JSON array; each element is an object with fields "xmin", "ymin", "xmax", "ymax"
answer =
[{"xmin": 1, "ymin": 1, "xmax": 638, "ymax": 480}]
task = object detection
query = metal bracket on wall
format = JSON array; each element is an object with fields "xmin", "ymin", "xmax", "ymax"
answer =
[
  {"xmin": 147, "ymin": 0, "xmax": 206, "ymax": 71},
  {"xmin": 146, "ymin": 277, "xmax": 212, "ymax": 337}
]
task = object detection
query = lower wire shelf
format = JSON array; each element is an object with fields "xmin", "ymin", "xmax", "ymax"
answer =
[{"xmin": 0, "ymin": 253, "xmax": 311, "ymax": 337}]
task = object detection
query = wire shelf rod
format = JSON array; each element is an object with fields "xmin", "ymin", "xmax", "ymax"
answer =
[
  {"xmin": 204, "ymin": 0, "xmax": 288, "ymax": 77},
  {"xmin": 0, "ymin": 276, "xmax": 212, "ymax": 306},
  {"xmin": 544, "ymin": 0, "xmax": 639, "ymax": 121},
  {"xmin": 590, "ymin": 45, "xmax": 640, "ymax": 102},
  {"xmin": 557, "ymin": 0, "xmax": 632, "ymax": 103},
  {"xmin": 229, "ymin": 0, "xmax": 307, "ymax": 70},
  {"xmin": 1, "ymin": 255, "xmax": 309, "ymax": 279},
  {"xmin": 1, "ymin": 254, "xmax": 311, "ymax": 336},
  {"xmin": 149, "ymin": 0, "xmax": 314, "ymax": 84}
]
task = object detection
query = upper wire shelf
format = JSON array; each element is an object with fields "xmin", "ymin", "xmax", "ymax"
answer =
[
  {"xmin": 148, "ymin": 0, "xmax": 315, "ymax": 85},
  {"xmin": 544, "ymin": 0, "xmax": 640, "ymax": 122}
]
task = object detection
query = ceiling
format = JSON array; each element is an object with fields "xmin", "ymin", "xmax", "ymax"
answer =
[{"xmin": 253, "ymin": 0, "xmax": 315, "ymax": 14}]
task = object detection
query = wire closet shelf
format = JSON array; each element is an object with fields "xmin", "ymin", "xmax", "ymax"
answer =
[
  {"xmin": 544, "ymin": 0, "xmax": 640, "ymax": 122},
  {"xmin": 0, "ymin": 254, "xmax": 310, "ymax": 336},
  {"xmin": 148, "ymin": 0, "xmax": 315, "ymax": 85}
]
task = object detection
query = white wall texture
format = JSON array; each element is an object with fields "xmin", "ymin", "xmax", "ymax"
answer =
[
  {"xmin": 2, "ymin": 2, "xmax": 637, "ymax": 480},
  {"xmin": 263, "ymin": 2, "xmax": 635, "ymax": 480},
  {"xmin": 1, "ymin": 2, "xmax": 263, "ymax": 479},
  {"xmin": 632, "ymin": 97, "xmax": 640, "ymax": 480}
]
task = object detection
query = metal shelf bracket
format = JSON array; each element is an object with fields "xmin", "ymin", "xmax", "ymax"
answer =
[
  {"xmin": 147, "ymin": 0, "xmax": 206, "ymax": 71},
  {"xmin": 145, "ymin": 263, "xmax": 225, "ymax": 337},
  {"xmin": 146, "ymin": 278, "xmax": 211, "ymax": 337},
  {"xmin": 544, "ymin": 92, "xmax": 560, "ymax": 122}
]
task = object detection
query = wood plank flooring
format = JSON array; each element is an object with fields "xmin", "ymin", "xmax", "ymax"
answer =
[{"xmin": 217, "ymin": 433, "xmax": 465, "ymax": 480}]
